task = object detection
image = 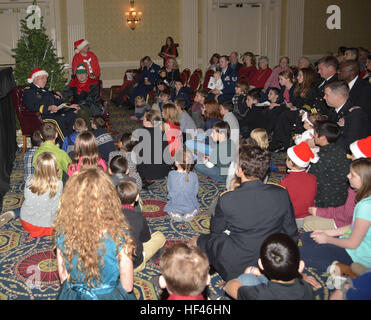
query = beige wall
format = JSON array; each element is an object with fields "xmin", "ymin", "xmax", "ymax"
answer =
[
  {"xmin": 83, "ymin": 0, "xmax": 180, "ymax": 82},
  {"xmin": 303, "ymin": 0, "xmax": 371, "ymax": 55},
  {"xmin": 84, "ymin": 0, "xmax": 180, "ymax": 61}
]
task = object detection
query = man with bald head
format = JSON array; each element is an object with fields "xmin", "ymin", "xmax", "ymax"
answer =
[{"xmin": 338, "ymin": 60, "xmax": 371, "ymax": 127}]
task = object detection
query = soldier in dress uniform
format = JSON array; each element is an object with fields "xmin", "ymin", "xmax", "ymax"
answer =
[
  {"xmin": 130, "ymin": 56, "xmax": 161, "ymax": 105},
  {"xmin": 209, "ymin": 55, "xmax": 238, "ymax": 103},
  {"xmin": 191, "ymin": 145, "xmax": 298, "ymax": 281},
  {"xmin": 23, "ymin": 68, "xmax": 78, "ymax": 145},
  {"xmin": 323, "ymin": 81, "xmax": 370, "ymax": 152}
]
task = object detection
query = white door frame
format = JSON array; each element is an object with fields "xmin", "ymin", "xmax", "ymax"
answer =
[{"xmin": 201, "ymin": 0, "xmax": 282, "ymax": 69}]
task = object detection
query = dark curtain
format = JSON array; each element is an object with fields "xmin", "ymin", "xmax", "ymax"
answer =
[{"xmin": 0, "ymin": 67, "xmax": 17, "ymax": 212}]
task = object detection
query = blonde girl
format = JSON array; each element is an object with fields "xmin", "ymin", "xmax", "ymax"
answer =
[
  {"xmin": 20, "ymin": 152, "xmax": 63, "ymax": 237},
  {"xmin": 67, "ymin": 131, "xmax": 107, "ymax": 176},
  {"xmin": 164, "ymin": 148, "xmax": 199, "ymax": 222},
  {"xmin": 250, "ymin": 128, "xmax": 269, "ymax": 150},
  {"xmin": 55, "ymin": 168, "xmax": 137, "ymax": 300}
]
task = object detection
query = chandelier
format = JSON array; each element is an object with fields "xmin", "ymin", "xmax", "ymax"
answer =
[{"xmin": 125, "ymin": 0, "xmax": 143, "ymax": 30}]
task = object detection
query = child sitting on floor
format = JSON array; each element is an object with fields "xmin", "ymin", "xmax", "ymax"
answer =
[
  {"xmin": 55, "ymin": 168, "xmax": 136, "ymax": 300},
  {"xmin": 194, "ymin": 121, "xmax": 234, "ymax": 183},
  {"xmin": 280, "ymin": 142, "xmax": 318, "ymax": 229},
  {"xmin": 24, "ymin": 130, "xmax": 42, "ymax": 182},
  {"xmin": 152, "ymin": 88, "xmax": 172, "ymax": 113},
  {"xmin": 225, "ymin": 233, "xmax": 317, "ymax": 300},
  {"xmin": 109, "ymin": 133, "xmax": 142, "ymax": 191},
  {"xmin": 67, "ymin": 131, "xmax": 107, "ymax": 176},
  {"xmin": 90, "ymin": 115, "xmax": 116, "ymax": 163},
  {"xmin": 164, "ymin": 148, "xmax": 199, "ymax": 222},
  {"xmin": 62, "ymin": 117, "xmax": 88, "ymax": 156},
  {"xmin": 21, "ymin": 152, "xmax": 63, "ymax": 237},
  {"xmin": 33, "ymin": 122, "xmax": 71, "ymax": 182},
  {"xmin": 117, "ymin": 179, "xmax": 166, "ymax": 273},
  {"xmin": 191, "ymin": 89, "xmax": 208, "ymax": 129},
  {"xmin": 131, "ymin": 95, "xmax": 150, "ymax": 121},
  {"xmin": 159, "ymin": 242, "xmax": 210, "ymax": 300}
]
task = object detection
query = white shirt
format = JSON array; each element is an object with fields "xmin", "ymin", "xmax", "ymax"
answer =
[{"xmin": 348, "ymin": 76, "xmax": 358, "ymax": 91}]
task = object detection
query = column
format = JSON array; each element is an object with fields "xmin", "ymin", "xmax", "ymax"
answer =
[
  {"xmin": 180, "ymin": 0, "xmax": 198, "ymax": 71},
  {"xmin": 285, "ymin": 0, "xmax": 305, "ymax": 65},
  {"xmin": 66, "ymin": 0, "xmax": 85, "ymax": 66}
]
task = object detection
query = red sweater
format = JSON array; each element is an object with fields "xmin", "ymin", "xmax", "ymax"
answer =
[
  {"xmin": 72, "ymin": 51, "xmax": 100, "ymax": 78},
  {"xmin": 280, "ymin": 170, "xmax": 317, "ymax": 219}
]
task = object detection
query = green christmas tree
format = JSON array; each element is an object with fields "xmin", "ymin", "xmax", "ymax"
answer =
[{"xmin": 12, "ymin": 0, "xmax": 66, "ymax": 91}]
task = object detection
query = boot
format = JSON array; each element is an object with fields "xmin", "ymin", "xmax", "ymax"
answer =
[{"xmin": 0, "ymin": 211, "xmax": 15, "ymax": 229}]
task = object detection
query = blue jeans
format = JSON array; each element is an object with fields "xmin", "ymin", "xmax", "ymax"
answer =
[
  {"xmin": 185, "ymin": 136, "xmax": 212, "ymax": 156},
  {"xmin": 237, "ymin": 273, "xmax": 269, "ymax": 287},
  {"xmin": 194, "ymin": 164, "xmax": 225, "ymax": 182},
  {"xmin": 299, "ymin": 232, "xmax": 353, "ymax": 273}
]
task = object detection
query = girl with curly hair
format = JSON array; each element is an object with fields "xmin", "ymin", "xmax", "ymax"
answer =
[{"xmin": 55, "ymin": 168, "xmax": 137, "ymax": 300}]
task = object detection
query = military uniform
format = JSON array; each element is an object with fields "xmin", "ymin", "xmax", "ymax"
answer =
[
  {"xmin": 23, "ymin": 83, "xmax": 76, "ymax": 142},
  {"xmin": 333, "ymin": 100, "xmax": 371, "ymax": 152},
  {"xmin": 208, "ymin": 66, "xmax": 238, "ymax": 103},
  {"xmin": 130, "ymin": 62, "xmax": 161, "ymax": 104},
  {"xmin": 197, "ymin": 180, "xmax": 298, "ymax": 281}
]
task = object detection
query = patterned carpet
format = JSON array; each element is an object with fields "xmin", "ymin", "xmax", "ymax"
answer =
[{"xmin": 0, "ymin": 99, "xmax": 332, "ymax": 300}]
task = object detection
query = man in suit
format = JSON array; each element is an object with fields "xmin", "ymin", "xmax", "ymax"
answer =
[
  {"xmin": 229, "ymin": 51, "xmax": 243, "ymax": 74},
  {"xmin": 337, "ymin": 60, "xmax": 371, "ymax": 129},
  {"xmin": 209, "ymin": 55, "xmax": 238, "ymax": 103},
  {"xmin": 191, "ymin": 145, "xmax": 298, "ymax": 281},
  {"xmin": 130, "ymin": 56, "xmax": 160, "ymax": 104},
  {"xmin": 324, "ymin": 81, "xmax": 370, "ymax": 152}
]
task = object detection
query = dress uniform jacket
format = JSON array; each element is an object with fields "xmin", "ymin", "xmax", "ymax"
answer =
[
  {"xmin": 333, "ymin": 99, "xmax": 371, "ymax": 152},
  {"xmin": 217, "ymin": 66, "xmax": 239, "ymax": 103},
  {"xmin": 312, "ymin": 74, "xmax": 338, "ymax": 116},
  {"xmin": 348, "ymin": 77, "xmax": 371, "ymax": 130},
  {"xmin": 197, "ymin": 180, "xmax": 298, "ymax": 281},
  {"xmin": 130, "ymin": 62, "xmax": 161, "ymax": 104},
  {"xmin": 23, "ymin": 83, "xmax": 76, "ymax": 142}
]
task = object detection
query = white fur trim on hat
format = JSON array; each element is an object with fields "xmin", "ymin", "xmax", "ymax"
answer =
[
  {"xmin": 27, "ymin": 69, "xmax": 48, "ymax": 84},
  {"xmin": 75, "ymin": 40, "xmax": 89, "ymax": 54},
  {"xmin": 350, "ymin": 141, "xmax": 365, "ymax": 159},
  {"xmin": 287, "ymin": 147, "xmax": 309, "ymax": 168}
]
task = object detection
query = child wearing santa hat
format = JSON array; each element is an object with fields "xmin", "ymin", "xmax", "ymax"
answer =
[
  {"xmin": 280, "ymin": 142, "xmax": 318, "ymax": 229},
  {"xmin": 304, "ymin": 136, "xmax": 371, "ymax": 232},
  {"xmin": 72, "ymin": 39, "xmax": 100, "ymax": 79}
]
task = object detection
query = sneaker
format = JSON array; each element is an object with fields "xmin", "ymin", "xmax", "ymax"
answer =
[{"xmin": 0, "ymin": 211, "xmax": 15, "ymax": 229}]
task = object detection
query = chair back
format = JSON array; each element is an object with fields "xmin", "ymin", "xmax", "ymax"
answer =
[
  {"xmin": 203, "ymin": 69, "xmax": 215, "ymax": 91},
  {"xmin": 188, "ymin": 72, "xmax": 201, "ymax": 92},
  {"xmin": 193, "ymin": 68, "xmax": 203, "ymax": 79},
  {"xmin": 11, "ymin": 86, "xmax": 42, "ymax": 136},
  {"xmin": 180, "ymin": 68, "xmax": 191, "ymax": 86}
]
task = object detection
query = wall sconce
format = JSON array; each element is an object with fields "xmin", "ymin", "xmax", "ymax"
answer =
[{"xmin": 125, "ymin": 0, "xmax": 142, "ymax": 30}]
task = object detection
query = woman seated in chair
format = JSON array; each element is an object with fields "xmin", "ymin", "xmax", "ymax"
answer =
[
  {"xmin": 61, "ymin": 64, "xmax": 103, "ymax": 123},
  {"xmin": 165, "ymin": 57, "xmax": 180, "ymax": 89}
]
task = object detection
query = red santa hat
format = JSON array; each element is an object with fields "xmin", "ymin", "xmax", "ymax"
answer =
[
  {"xmin": 350, "ymin": 136, "xmax": 371, "ymax": 159},
  {"xmin": 287, "ymin": 142, "xmax": 319, "ymax": 168},
  {"xmin": 74, "ymin": 39, "xmax": 89, "ymax": 54},
  {"xmin": 27, "ymin": 67, "xmax": 48, "ymax": 84}
]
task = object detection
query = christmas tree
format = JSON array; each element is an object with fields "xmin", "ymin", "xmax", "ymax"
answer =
[{"xmin": 12, "ymin": 0, "xmax": 66, "ymax": 91}]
